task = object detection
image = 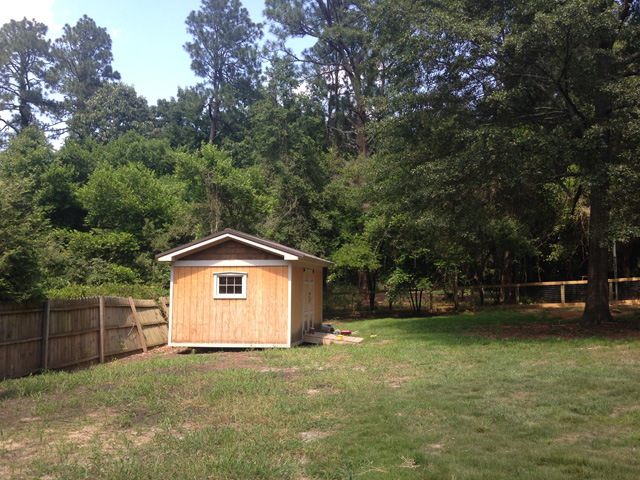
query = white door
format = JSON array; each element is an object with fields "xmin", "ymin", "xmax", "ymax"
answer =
[{"xmin": 303, "ymin": 269, "xmax": 315, "ymax": 334}]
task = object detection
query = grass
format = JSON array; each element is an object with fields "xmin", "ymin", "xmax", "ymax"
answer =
[{"xmin": 1, "ymin": 308, "xmax": 640, "ymax": 479}]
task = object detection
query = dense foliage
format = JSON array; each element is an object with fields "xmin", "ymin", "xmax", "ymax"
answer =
[{"xmin": 0, "ymin": 1, "xmax": 638, "ymax": 325}]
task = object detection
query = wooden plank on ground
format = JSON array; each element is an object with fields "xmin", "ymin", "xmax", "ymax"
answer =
[{"xmin": 303, "ymin": 332, "xmax": 363, "ymax": 345}]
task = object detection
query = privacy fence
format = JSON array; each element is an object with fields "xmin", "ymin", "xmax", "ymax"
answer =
[{"xmin": 1, "ymin": 296, "xmax": 169, "ymax": 380}]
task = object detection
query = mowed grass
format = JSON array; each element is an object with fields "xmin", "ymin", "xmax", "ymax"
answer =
[{"xmin": 1, "ymin": 309, "xmax": 640, "ymax": 479}]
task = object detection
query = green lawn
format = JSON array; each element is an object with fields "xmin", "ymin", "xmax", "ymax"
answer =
[{"xmin": 1, "ymin": 309, "xmax": 639, "ymax": 479}]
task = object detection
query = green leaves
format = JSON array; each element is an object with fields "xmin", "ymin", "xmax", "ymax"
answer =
[
  {"xmin": 67, "ymin": 83, "xmax": 153, "ymax": 143},
  {"xmin": 78, "ymin": 160, "xmax": 176, "ymax": 236},
  {"xmin": 0, "ymin": 18, "xmax": 56, "ymax": 139},
  {"xmin": 185, "ymin": 0, "xmax": 263, "ymax": 143},
  {"xmin": 175, "ymin": 144, "xmax": 266, "ymax": 235},
  {"xmin": 51, "ymin": 14, "xmax": 120, "ymax": 114}
]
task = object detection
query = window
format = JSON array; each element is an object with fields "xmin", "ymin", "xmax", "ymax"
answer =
[{"xmin": 214, "ymin": 272, "xmax": 247, "ymax": 299}]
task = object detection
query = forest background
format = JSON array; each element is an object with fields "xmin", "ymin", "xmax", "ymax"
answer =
[{"xmin": 1, "ymin": 0, "xmax": 639, "ymax": 326}]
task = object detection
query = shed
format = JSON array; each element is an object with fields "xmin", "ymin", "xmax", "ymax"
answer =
[{"xmin": 156, "ymin": 229, "xmax": 333, "ymax": 348}]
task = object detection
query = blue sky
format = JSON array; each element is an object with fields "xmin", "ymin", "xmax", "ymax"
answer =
[{"xmin": 1, "ymin": 0, "xmax": 311, "ymax": 106}]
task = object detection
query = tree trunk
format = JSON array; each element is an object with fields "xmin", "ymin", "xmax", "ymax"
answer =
[
  {"xmin": 453, "ymin": 272, "xmax": 459, "ymax": 311},
  {"xmin": 581, "ymin": 27, "xmax": 615, "ymax": 327},
  {"xmin": 208, "ymin": 99, "xmax": 219, "ymax": 143},
  {"xmin": 352, "ymin": 105, "xmax": 370, "ymax": 158},
  {"xmin": 366, "ymin": 271, "xmax": 376, "ymax": 311},
  {"xmin": 581, "ymin": 182, "xmax": 612, "ymax": 326}
]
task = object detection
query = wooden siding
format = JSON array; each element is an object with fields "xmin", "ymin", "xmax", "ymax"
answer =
[
  {"xmin": 171, "ymin": 266, "xmax": 289, "ymax": 345},
  {"xmin": 290, "ymin": 267, "xmax": 304, "ymax": 344},
  {"xmin": 180, "ymin": 240, "xmax": 282, "ymax": 261},
  {"xmin": 313, "ymin": 268, "xmax": 323, "ymax": 328}
]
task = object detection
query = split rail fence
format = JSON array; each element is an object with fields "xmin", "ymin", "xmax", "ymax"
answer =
[
  {"xmin": 468, "ymin": 277, "xmax": 640, "ymax": 306},
  {"xmin": 1, "ymin": 296, "xmax": 169, "ymax": 380}
]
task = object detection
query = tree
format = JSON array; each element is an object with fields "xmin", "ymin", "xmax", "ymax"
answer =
[
  {"xmin": 376, "ymin": 0, "xmax": 640, "ymax": 324},
  {"xmin": 78, "ymin": 161, "xmax": 177, "ymax": 239},
  {"xmin": 0, "ymin": 176, "xmax": 44, "ymax": 301},
  {"xmin": 154, "ymin": 86, "xmax": 210, "ymax": 150},
  {"xmin": 265, "ymin": 0, "xmax": 389, "ymax": 157},
  {"xmin": 227, "ymin": 55, "xmax": 331, "ymax": 252},
  {"xmin": 67, "ymin": 82, "xmax": 152, "ymax": 142},
  {"xmin": 0, "ymin": 18, "xmax": 57, "ymax": 141},
  {"xmin": 331, "ymin": 214, "xmax": 389, "ymax": 310},
  {"xmin": 184, "ymin": 0, "xmax": 263, "ymax": 143},
  {"xmin": 175, "ymin": 144, "xmax": 265, "ymax": 236},
  {"xmin": 51, "ymin": 15, "xmax": 120, "ymax": 115}
]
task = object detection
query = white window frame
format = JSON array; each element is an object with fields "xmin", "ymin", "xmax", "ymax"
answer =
[{"xmin": 214, "ymin": 272, "xmax": 248, "ymax": 299}]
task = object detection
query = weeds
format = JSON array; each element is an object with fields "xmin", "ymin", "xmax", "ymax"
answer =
[{"xmin": 1, "ymin": 309, "xmax": 639, "ymax": 479}]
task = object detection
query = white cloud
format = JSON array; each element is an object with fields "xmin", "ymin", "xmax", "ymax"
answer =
[
  {"xmin": 0, "ymin": 0, "xmax": 62, "ymax": 38},
  {"xmin": 111, "ymin": 28, "xmax": 120, "ymax": 39}
]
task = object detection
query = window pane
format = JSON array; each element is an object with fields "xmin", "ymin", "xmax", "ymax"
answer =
[{"xmin": 215, "ymin": 275, "xmax": 245, "ymax": 297}]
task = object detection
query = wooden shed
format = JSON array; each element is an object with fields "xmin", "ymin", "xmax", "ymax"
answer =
[{"xmin": 156, "ymin": 229, "xmax": 332, "ymax": 348}]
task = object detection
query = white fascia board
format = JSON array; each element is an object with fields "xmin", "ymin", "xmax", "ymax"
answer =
[
  {"xmin": 174, "ymin": 260, "xmax": 289, "ymax": 267},
  {"xmin": 157, "ymin": 233, "xmax": 299, "ymax": 262},
  {"xmin": 169, "ymin": 342, "xmax": 291, "ymax": 349},
  {"xmin": 291, "ymin": 258, "xmax": 333, "ymax": 269},
  {"xmin": 168, "ymin": 265, "xmax": 174, "ymax": 344},
  {"xmin": 287, "ymin": 264, "xmax": 292, "ymax": 347}
]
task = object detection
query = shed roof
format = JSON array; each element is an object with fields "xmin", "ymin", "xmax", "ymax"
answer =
[{"xmin": 156, "ymin": 228, "xmax": 333, "ymax": 267}]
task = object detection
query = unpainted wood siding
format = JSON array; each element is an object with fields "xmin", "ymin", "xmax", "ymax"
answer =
[
  {"xmin": 313, "ymin": 268, "xmax": 323, "ymax": 329},
  {"xmin": 171, "ymin": 266, "xmax": 289, "ymax": 345},
  {"xmin": 290, "ymin": 266, "xmax": 324, "ymax": 343},
  {"xmin": 180, "ymin": 240, "xmax": 282, "ymax": 261},
  {"xmin": 290, "ymin": 266, "xmax": 303, "ymax": 344}
]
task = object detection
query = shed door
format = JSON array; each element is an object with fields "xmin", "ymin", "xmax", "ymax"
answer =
[{"xmin": 303, "ymin": 269, "xmax": 315, "ymax": 334}]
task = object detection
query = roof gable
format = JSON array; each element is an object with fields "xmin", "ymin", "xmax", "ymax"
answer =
[
  {"xmin": 180, "ymin": 239, "xmax": 283, "ymax": 261},
  {"xmin": 156, "ymin": 229, "xmax": 332, "ymax": 266}
]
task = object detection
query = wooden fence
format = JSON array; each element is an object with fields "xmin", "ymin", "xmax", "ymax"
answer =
[
  {"xmin": 467, "ymin": 277, "xmax": 640, "ymax": 306},
  {"xmin": 1, "ymin": 296, "xmax": 169, "ymax": 380}
]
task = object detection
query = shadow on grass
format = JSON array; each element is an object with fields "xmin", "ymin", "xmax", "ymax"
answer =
[{"xmin": 369, "ymin": 308, "xmax": 640, "ymax": 345}]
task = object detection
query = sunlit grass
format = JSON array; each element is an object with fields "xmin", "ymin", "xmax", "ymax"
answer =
[{"xmin": 1, "ymin": 309, "xmax": 639, "ymax": 479}]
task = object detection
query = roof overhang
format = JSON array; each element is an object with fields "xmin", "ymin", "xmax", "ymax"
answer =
[{"xmin": 156, "ymin": 229, "xmax": 333, "ymax": 267}]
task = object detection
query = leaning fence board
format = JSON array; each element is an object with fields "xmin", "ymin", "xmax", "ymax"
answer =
[
  {"xmin": 1, "ymin": 296, "xmax": 168, "ymax": 380},
  {"xmin": 128, "ymin": 297, "xmax": 147, "ymax": 353}
]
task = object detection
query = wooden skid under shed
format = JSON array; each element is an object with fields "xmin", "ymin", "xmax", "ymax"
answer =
[{"xmin": 303, "ymin": 332, "xmax": 363, "ymax": 345}]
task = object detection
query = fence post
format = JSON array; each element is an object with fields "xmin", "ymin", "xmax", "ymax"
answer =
[
  {"xmin": 128, "ymin": 297, "xmax": 147, "ymax": 353},
  {"xmin": 41, "ymin": 299, "xmax": 51, "ymax": 371},
  {"xmin": 560, "ymin": 284, "xmax": 566, "ymax": 305},
  {"xmin": 99, "ymin": 296, "xmax": 105, "ymax": 364}
]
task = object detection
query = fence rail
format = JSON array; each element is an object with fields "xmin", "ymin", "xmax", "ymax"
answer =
[
  {"xmin": 1, "ymin": 296, "xmax": 169, "ymax": 380},
  {"xmin": 467, "ymin": 277, "xmax": 640, "ymax": 306}
]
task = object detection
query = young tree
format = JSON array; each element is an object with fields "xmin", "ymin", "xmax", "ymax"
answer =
[{"xmin": 184, "ymin": 0, "xmax": 263, "ymax": 144}]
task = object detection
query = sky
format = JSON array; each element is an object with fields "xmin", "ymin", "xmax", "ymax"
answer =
[{"xmin": 0, "ymin": 0, "xmax": 309, "ymax": 106}]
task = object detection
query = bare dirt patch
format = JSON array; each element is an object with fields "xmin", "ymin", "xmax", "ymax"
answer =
[
  {"xmin": 191, "ymin": 351, "xmax": 266, "ymax": 373},
  {"xmin": 301, "ymin": 429, "xmax": 333, "ymax": 442}
]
